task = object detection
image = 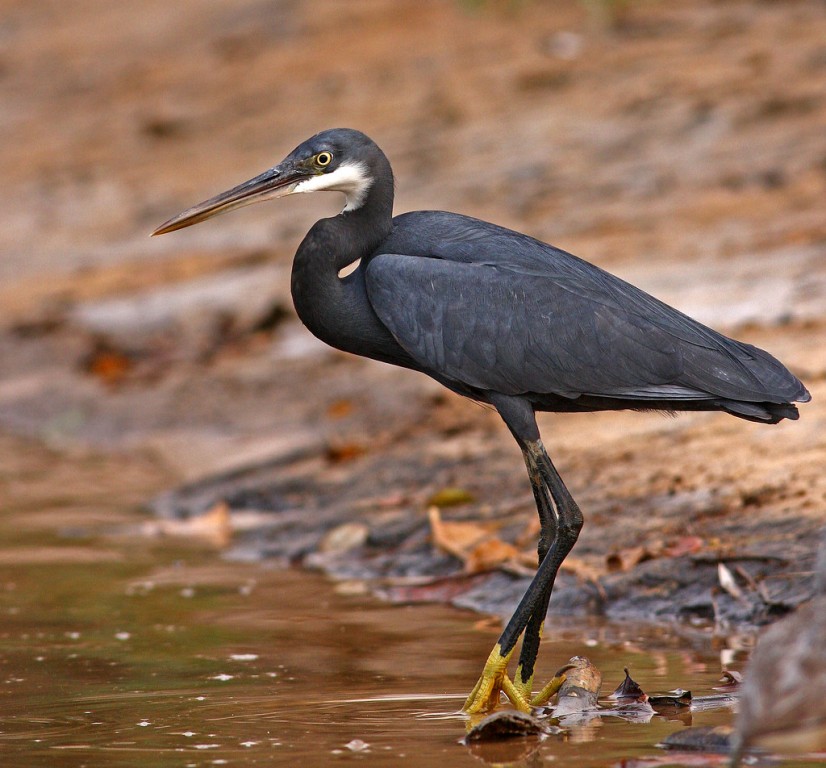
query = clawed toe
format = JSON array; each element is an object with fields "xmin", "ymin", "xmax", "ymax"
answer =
[
  {"xmin": 462, "ymin": 644, "xmax": 531, "ymax": 714},
  {"xmin": 463, "ymin": 648, "xmax": 573, "ymax": 714}
]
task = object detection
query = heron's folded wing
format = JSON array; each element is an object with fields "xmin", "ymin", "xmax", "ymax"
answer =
[{"xmin": 364, "ymin": 253, "xmax": 798, "ymax": 404}]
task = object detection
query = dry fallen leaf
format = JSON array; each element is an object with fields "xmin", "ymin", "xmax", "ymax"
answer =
[
  {"xmin": 559, "ymin": 555, "xmax": 606, "ymax": 586},
  {"xmin": 610, "ymin": 667, "xmax": 648, "ymax": 703},
  {"xmin": 325, "ymin": 442, "xmax": 366, "ymax": 463},
  {"xmin": 465, "ymin": 538, "xmax": 522, "ymax": 574},
  {"xmin": 664, "ymin": 535, "xmax": 704, "ymax": 557},
  {"xmin": 85, "ymin": 346, "xmax": 134, "ymax": 386},
  {"xmin": 606, "ymin": 545, "xmax": 652, "ymax": 573},
  {"xmin": 428, "ymin": 506, "xmax": 497, "ymax": 560},
  {"xmin": 605, "ymin": 537, "xmax": 704, "ymax": 574},
  {"xmin": 429, "ymin": 508, "xmax": 607, "ymax": 580},
  {"xmin": 718, "ymin": 562, "xmax": 744, "ymax": 601},
  {"xmin": 326, "ymin": 398, "xmax": 354, "ymax": 419},
  {"xmin": 142, "ymin": 501, "xmax": 232, "ymax": 547},
  {"xmin": 427, "ymin": 487, "xmax": 476, "ymax": 507},
  {"xmin": 428, "ymin": 507, "xmax": 524, "ymax": 575}
]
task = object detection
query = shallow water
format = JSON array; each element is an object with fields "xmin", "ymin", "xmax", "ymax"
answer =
[
  {"xmin": 0, "ymin": 546, "xmax": 732, "ymax": 768},
  {"xmin": 0, "ymin": 442, "xmax": 820, "ymax": 768}
]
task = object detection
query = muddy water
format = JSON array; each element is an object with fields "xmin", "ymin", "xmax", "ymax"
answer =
[{"xmin": 0, "ymin": 437, "xmax": 813, "ymax": 768}]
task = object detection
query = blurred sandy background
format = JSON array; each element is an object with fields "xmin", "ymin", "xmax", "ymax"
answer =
[{"xmin": 1, "ymin": 1, "xmax": 824, "ymax": 605}]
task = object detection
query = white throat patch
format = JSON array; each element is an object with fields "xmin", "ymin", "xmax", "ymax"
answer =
[{"xmin": 292, "ymin": 161, "xmax": 373, "ymax": 212}]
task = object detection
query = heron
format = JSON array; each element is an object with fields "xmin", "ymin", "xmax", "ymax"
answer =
[{"xmin": 153, "ymin": 128, "xmax": 810, "ymax": 714}]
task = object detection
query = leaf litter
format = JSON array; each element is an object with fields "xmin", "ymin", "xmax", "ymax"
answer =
[{"xmin": 463, "ymin": 657, "xmax": 746, "ymax": 764}]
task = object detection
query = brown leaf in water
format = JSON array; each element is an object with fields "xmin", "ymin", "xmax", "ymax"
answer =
[
  {"xmin": 649, "ymin": 689, "xmax": 692, "ymax": 709},
  {"xmin": 610, "ymin": 667, "xmax": 649, "ymax": 703},
  {"xmin": 463, "ymin": 709, "xmax": 550, "ymax": 742},
  {"xmin": 560, "ymin": 656, "xmax": 602, "ymax": 696}
]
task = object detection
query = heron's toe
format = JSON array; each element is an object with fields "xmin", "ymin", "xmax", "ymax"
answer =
[
  {"xmin": 529, "ymin": 663, "xmax": 575, "ymax": 707},
  {"xmin": 462, "ymin": 644, "xmax": 531, "ymax": 714}
]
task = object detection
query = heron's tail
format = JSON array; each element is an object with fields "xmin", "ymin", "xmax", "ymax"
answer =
[{"xmin": 720, "ymin": 398, "xmax": 804, "ymax": 424}]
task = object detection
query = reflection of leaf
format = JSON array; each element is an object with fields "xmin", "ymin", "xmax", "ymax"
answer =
[
  {"xmin": 380, "ymin": 572, "xmax": 489, "ymax": 603},
  {"xmin": 713, "ymin": 670, "xmax": 742, "ymax": 692}
]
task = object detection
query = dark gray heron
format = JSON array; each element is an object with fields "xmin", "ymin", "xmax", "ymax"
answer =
[{"xmin": 154, "ymin": 128, "xmax": 810, "ymax": 714}]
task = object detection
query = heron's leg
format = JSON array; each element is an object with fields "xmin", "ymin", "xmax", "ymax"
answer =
[
  {"xmin": 512, "ymin": 444, "xmax": 557, "ymax": 700},
  {"xmin": 463, "ymin": 396, "xmax": 583, "ymax": 713},
  {"xmin": 463, "ymin": 463, "xmax": 555, "ymax": 714},
  {"xmin": 463, "ymin": 487, "xmax": 579, "ymax": 714},
  {"xmin": 514, "ymin": 439, "xmax": 583, "ymax": 704}
]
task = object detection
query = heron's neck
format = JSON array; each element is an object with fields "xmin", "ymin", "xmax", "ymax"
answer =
[{"xmin": 290, "ymin": 190, "xmax": 395, "ymax": 357}]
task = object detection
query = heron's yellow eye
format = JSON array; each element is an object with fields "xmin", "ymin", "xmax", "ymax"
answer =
[{"xmin": 316, "ymin": 151, "xmax": 332, "ymax": 168}]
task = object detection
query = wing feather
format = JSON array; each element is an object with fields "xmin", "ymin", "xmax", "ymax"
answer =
[{"xmin": 364, "ymin": 212, "xmax": 805, "ymax": 405}]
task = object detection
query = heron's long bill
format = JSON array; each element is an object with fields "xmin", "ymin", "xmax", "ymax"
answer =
[{"xmin": 152, "ymin": 163, "xmax": 305, "ymax": 236}]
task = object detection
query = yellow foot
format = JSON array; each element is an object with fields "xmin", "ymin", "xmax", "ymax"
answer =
[
  {"xmin": 529, "ymin": 663, "xmax": 575, "ymax": 707},
  {"xmin": 462, "ymin": 644, "xmax": 532, "ymax": 714},
  {"xmin": 513, "ymin": 662, "xmax": 534, "ymax": 704}
]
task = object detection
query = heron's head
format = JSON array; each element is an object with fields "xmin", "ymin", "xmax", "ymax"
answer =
[{"xmin": 153, "ymin": 128, "xmax": 390, "ymax": 236}]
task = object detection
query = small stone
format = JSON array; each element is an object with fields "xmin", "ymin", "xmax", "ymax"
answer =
[{"xmin": 318, "ymin": 523, "xmax": 369, "ymax": 554}]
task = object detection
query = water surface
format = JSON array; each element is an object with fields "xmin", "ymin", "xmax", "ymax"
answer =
[{"xmin": 0, "ymin": 440, "xmax": 818, "ymax": 767}]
